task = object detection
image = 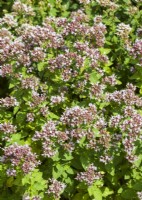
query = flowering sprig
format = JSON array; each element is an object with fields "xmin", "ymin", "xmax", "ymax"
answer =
[
  {"xmin": 3, "ymin": 143, "xmax": 40, "ymax": 175},
  {"xmin": 76, "ymin": 164, "xmax": 103, "ymax": 186},
  {"xmin": 47, "ymin": 179, "xmax": 66, "ymax": 199}
]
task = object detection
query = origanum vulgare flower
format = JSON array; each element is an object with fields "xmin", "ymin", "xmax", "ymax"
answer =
[
  {"xmin": 47, "ymin": 179, "xmax": 66, "ymax": 199},
  {"xmin": 3, "ymin": 144, "xmax": 40, "ymax": 174},
  {"xmin": 76, "ymin": 164, "xmax": 103, "ymax": 185}
]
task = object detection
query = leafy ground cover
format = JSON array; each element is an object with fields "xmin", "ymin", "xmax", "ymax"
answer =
[{"xmin": 0, "ymin": 0, "xmax": 142, "ymax": 199}]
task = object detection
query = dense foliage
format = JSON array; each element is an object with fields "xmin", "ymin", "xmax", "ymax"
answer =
[{"xmin": 0, "ymin": 0, "xmax": 142, "ymax": 199}]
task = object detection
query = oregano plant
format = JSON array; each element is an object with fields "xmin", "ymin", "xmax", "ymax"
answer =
[{"xmin": 0, "ymin": 0, "xmax": 142, "ymax": 200}]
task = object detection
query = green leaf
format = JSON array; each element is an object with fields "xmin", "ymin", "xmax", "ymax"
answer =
[
  {"xmin": 52, "ymin": 152, "xmax": 60, "ymax": 161},
  {"xmin": 73, "ymin": 193, "xmax": 84, "ymax": 200},
  {"xmin": 99, "ymin": 48, "xmax": 111, "ymax": 55},
  {"xmin": 112, "ymin": 36, "xmax": 118, "ymax": 43},
  {"xmin": 132, "ymin": 169, "xmax": 141, "ymax": 180},
  {"xmin": 124, "ymin": 58, "xmax": 130, "ymax": 64},
  {"xmin": 52, "ymin": 163, "xmax": 64, "ymax": 179},
  {"xmin": 16, "ymin": 112, "xmax": 26, "ymax": 124},
  {"xmin": 103, "ymin": 62, "xmax": 113, "ymax": 73},
  {"xmin": 61, "ymin": 11, "xmax": 70, "ymax": 17},
  {"xmin": 88, "ymin": 185, "xmax": 102, "ymax": 200},
  {"xmin": 104, "ymin": 61, "xmax": 113, "ymax": 67},
  {"xmin": 64, "ymin": 177, "xmax": 73, "ymax": 185},
  {"xmin": 117, "ymin": 187, "xmax": 123, "ymax": 194},
  {"xmin": 13, "ymin": 106, "xmax": 20, "ymax": 115},
  {"xmin": 48, "ymin": 112, "xmax": 59, "ymax": 119},
  {"xmin": 79, "ymin": 136, "xmax": 86, "ymax": 147},
  {"xmin": 133, "ymin": 156, "xmax": 142, "ymax": 168},
  {"xmin": 22, "ymin": 173, "xmax": 31, "ymax": 185},
  {"xmin": 92, "ymin": 127, "xmax": 100, "ymax": 137},
  {"xmin": 82, "ymin": 193, "xmax": 90, "ymax": 200},
  {"xmin": 99, "ymin": 102, "xmax": 109, "ymax": 109},
  {"xmin": 116, "ymin": 80, "xmax": 122, "ymax": 85},
  {"xmin": 102, "ymin": 187, "xmax": 114, "ymax": 197},
  {"xmin": 48, "ymin": 0, "xmax": 55, "ymax": 5},
  {"xmin": 90, "ymin": 71, "xmax": 101, "ymax": 84},
  {"xmin": 80, "ymin": 152, "xmax": 90, "ymax": 170},
  {"xmin": 6, "ymin": 177, "xmax": 14, "ymax": 187},
  {"xmin": 140, "ymin": 87, "xmax": 142, "ymax": 95},
  {"xmin": 63, "ymin": 152, "xmax": 73, "ymax": 161},
  {"xmin": 133, "ymin": 181, "xmax": 142, "ymax": 191},
  {"xmin": 9, "ymin": 133, "xmax": 22, "ymax": 144},
  {"xmin": 64, "ymin": 166, "xmax": 74, "ymax": 175},
  {"xmin": 77, "ymin": 182, "xmax": 88, "ymax": 191},
  {"xmin": 121, "ymin": 189, "xmax": 136, "ymax": 199},
  {"xmin": 70, "ymin": 3, "xmax": 78, "ymax": 9},
  {"xmin": 22, "ymin": 170, "xmax": 47, "ymax": 192},
  {"xmin": 9, "ymin": 79, "xmax": 19, "ymax": 89},
  {"xmin": 32, "ymin": 181, "xmax": 47, "ymax": 191},
  {"xmin": 62, "ymin": 171, "xmax": 68, "ymax": 178},
  {"xmin": 105, "ymin": 163, "xmax": 115, "ymax": 176},
  {"xmin": 71, "ymin": 156, "xmax": 82, "ymax": 170},
  {"xmin": 61, "ymin": 1, "xmax": 70, "ymax": 10},
  {"xmin": 124, "ymin": 174, "xmax": 130, "ymax": 180},
  {"xmin": 37, "ymin": 62, "xmax": 46, "ymax": 71},
  {"xmin": 80, "ymin": 58, "xmax": 90, "ymax": 74},
  {"xmin": 49, "ymin": 8, "xmax": 57, "ymax": 16},
  {"xmin": 94, "ymin": 180, "xmax": 104, "ymax": 187},
  {"xmin": 13, "ymin": 175, "xmax": 22, "ymax": 186}
]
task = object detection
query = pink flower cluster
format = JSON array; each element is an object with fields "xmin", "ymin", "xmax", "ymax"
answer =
[
  {"xmin": 3, "ymin": 143, "xmax": 40, "ymax": 174},
  {"xmin": 0, "ymin": 96, "xmax": 19, "ymax": 107},
  {"xmin": 0, "ymin": 122, "xmax": 17, "ymax": 141},
  {"xmin": 60, "ymin": 104, "xmax": 97, "ymax": 127},
  {"xmin": 47, "ymin": 179, "xmax": 66, "ymax": 199},
  {"xmin": 76, "ymin": 164, "xmax": 103, "ymax": 185},
  {"xmin": 107, "ymin": 83, "xmax": 142, "ymax": 106},
  {"xmin": 33, "ymin": 121, "xmax": 60, "ymax": 157},
  {"xmin": 130, "ymin": 39, "xmax": 142, "ymax": 65}
]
